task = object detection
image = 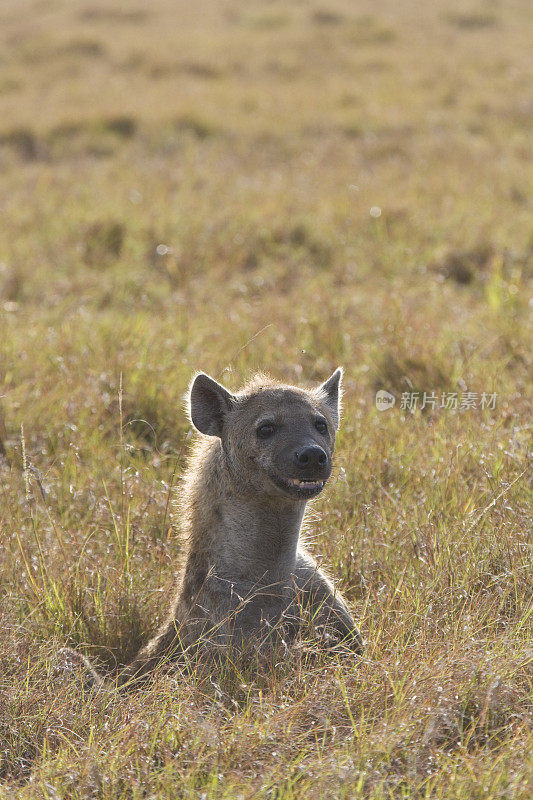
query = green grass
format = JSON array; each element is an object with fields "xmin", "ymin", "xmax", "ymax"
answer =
[{"xmin": 0, "ymin": 0, "xmax": 531, "ymax": 797}]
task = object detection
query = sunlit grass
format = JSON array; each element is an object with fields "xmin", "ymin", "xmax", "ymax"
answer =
[{"xmin": 0, "ymin": 0, "xmax": 531, "ymax": 797}]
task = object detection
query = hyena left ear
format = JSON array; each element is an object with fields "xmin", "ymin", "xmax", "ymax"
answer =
[
  {"xmin": 318, "ymin": 367, "xmax": 343, "ymax": 429},
  {"xmin": 188, "ymin": 373, "xmax": 237, "ymax": 437}
]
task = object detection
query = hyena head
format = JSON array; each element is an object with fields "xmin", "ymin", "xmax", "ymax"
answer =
[{"xmin": 188, "ymin": 368, "xmax": 342, "ymax": 501}]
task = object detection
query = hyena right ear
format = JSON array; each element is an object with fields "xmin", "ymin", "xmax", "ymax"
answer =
[
  {"xmin": 318, "ymin": 366, "xmax": 343, "ymax": 429},
  {"xmin": 189, "ymin": 373, "xmax": 237, "ymax": 437}
]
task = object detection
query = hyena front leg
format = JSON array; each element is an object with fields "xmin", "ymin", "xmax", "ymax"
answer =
[{"xmin": 292, "ymin": 550, "xmax": 363, "ymax": 653}]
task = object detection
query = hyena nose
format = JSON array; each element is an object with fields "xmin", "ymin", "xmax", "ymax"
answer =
[{"xmin": 295, "ymin": 445, "xmax": 328, "ymax": 470}]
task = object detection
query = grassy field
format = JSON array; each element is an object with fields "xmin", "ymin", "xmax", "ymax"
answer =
[{"xmin": 0, "ymin": 0, "xmax": 532, "ymax": 797}]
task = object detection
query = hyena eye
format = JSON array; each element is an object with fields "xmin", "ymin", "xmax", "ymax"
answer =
[
  {"xmin": 256, "ymin": 423, "xmax": 275, "ymax": 439},
  {"xmin": 315, "ymin": 418, "xmax": 328, "ymax": 434}
]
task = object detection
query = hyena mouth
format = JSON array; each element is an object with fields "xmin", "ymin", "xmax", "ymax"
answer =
[{"xmin": 270, "ymin": 474, "xmax": 327, "ymax": 498}]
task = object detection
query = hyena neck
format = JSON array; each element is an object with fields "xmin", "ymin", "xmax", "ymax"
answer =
[
  {"xmin": 217, "ymin": 489, "xmax": 306, "ymax": 584},
  {"xmin": 182, "ymin": 438, "xmax": 306, "ymax": 585}
]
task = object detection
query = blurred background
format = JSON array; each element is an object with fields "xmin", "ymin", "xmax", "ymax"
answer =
[{"xmin": 1, "ymin": 0, "xmax": 531, "ymax": 451}]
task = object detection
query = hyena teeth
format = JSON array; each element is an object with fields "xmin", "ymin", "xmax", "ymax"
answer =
[{"xmin": 288, "ymin": 478, "xmax": 324, "ymax": 488}]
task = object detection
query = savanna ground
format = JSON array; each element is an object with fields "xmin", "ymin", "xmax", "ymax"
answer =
[{"xmin": 0, "ymin": 0, "xmax": 532, "ymax": 797}]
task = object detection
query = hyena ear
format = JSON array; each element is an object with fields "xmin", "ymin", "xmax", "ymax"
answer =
[
  {"xmin": 189, "ymin": 373, "xmax": 237, "ymax": 437},
  {"xmin": 318, "ymin": 367, "xmax": 343, "ymax": 429}
]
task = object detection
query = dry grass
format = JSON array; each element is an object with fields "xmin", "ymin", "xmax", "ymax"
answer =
[{"xmin": 0, "ymin": 0, "xmax": 531, "ymax": 797}]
